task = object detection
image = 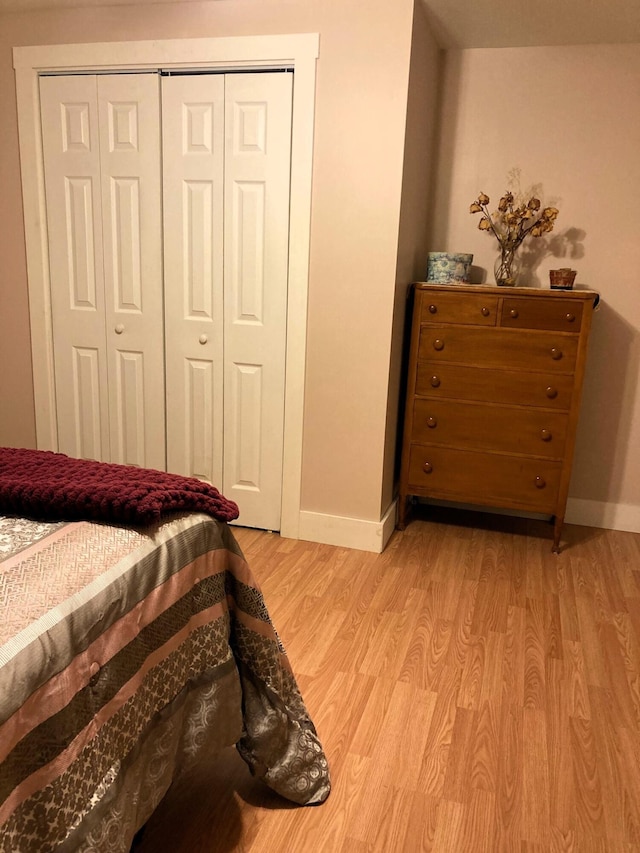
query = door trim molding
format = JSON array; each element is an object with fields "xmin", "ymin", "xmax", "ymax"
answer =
[{"xmin": 13, "ymin": 33, "xmax": 319, "ymax": 539}]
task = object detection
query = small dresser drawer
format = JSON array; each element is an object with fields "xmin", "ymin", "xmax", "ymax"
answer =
[
  {"xmin": 407, "ymin": 445, "xmax": 561, "ymax": 513},
  {"xmin": 419, "ymin": 326, "xmax": 579, "ymax": 373},
  {"xmin": 420, "ymin": 291, "xmax": 498, "ymax": 326},
  {"xmin": 412, "ymin": 399, "xmax": 568, "ymax": 458},
  {"xmin": 501, "ymin": 297, "xmax": 583, "ymax": 332},
  {"xmin": 416, "ymin": 363, "xmax": 575, "ymax": 410}
]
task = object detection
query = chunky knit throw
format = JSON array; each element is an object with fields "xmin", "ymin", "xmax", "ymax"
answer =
[{"xmin": 0, "ymin": 447, "xmax": 239, "ymax": 526}]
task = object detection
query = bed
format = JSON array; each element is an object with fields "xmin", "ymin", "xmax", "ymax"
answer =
[{"xmin": 0, "ymin": 448, "xmax": 330, "ymax": 852}]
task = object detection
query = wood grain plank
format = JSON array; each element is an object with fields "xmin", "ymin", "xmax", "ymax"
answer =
[
  {"xmin": 417, "ymin": 664, "xmax": 461, "ymax": 798},
  {"xmin": 495, "ymin": 701, "xmax": 523, "ymax": 843},
  {"xmin": 570, "ymin": 715, "xmax": 606, "ymax": 837},
  {"xmin": 501, "ymin": 604, "xmax": 526, "ymax": 707},
  {"xmin": 442, "ymin": 705, "xmax": 476, "ymax": 803},
  {"xmin": 297, "ymin": 669, "xmax": 375, "ymax": 776},
  {"xmin": 398, "ymin": 587, "xmax": 437, "ymax": 689},
  {"xmin": 458, "ymin": 633, "xmax": 485, "ymax": 711},
  {"xmin": 574, "ymin": 590, "xmax": 608, "ymax": 688},
  {"xmin": 404, "ymin": 792, "xmax": 440, "ymax": 852},
  {"xmin": 522, "ymin": 708, "xmax": 551, "ymax": 846},
  {"xmin": 444, "ymin": 578, "xmax": 479, "ymax": 671},
  {"xmin": 525, "ymin": 598, "xmax": 547, "ymax": 710},
  {"xmin": 469, "ymin": 700, "xmax": 500, "ymax": 795},
  {"xmin": 587, "ymin": 685, "xmax": 634, "ymax": 844},
  {"xmin": 563, "ymin": 639, "xmax": 591, "ymax": 720},
  {"xmin": 134, "ymin": 519, "xmax": 640, "ymax": 853},
  {"xmin": 456, "ymin": 789, "xmax": 497, "ymax": 853},
  {"xmin": 480, "ymin": 630, "xmax": 505, "ymax": 705},
  {"xmin": 557, "ymin": 561, "xmax": 580, "ymax": 642},
  {"xmin": 546, "ymin": 658, "xmax": 575, "ymax": 834}
]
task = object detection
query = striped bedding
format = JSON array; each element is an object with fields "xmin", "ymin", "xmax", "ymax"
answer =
[{"xmin": 0, "ymin": 512, "xmax": 330, "ymax": 852}]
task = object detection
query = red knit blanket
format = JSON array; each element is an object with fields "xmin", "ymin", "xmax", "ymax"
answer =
[{"xmin": 0, "ymin": 447, "xmax": 239, "ymax": 526}]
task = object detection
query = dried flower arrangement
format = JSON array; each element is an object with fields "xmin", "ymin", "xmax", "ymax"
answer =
[{"xmin": 470, "ymin": 190, "xmax": 559, "ymax": 285}]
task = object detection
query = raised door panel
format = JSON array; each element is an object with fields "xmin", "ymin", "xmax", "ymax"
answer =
[
  {"xmin": 40, "ymin": 75, "xmax": 110, "ymax": 461},
  {"xmin": 223, "ymin": 72, "xmax": 292, "ymax": 530},
  {"xmin": 162, "ymin": 73, "xmax": 225, "ymax": 485},
  {"xmin": 97, "ymin": 74, "xmax": 165, "ymax": 469}
]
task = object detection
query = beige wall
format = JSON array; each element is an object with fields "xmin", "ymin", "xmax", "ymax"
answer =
[
  {"xmin": 7, "ymin": 11, "xmax": 633, "ymax": 532},
  {"xmin": 430, "ymin": 45, "xmax": 640, "ymax": 519},
  {"xmin": 0, "ymin": 0, "xmax": 417, "ymax": 524},
  {"xmin": 382, "ymin": 1, "xmax": 442, "ymax": 515}
]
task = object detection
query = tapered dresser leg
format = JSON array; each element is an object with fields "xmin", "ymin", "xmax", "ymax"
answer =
[
  {"xmin": 552, "ymin": 515, "xmax": 563, "ymax": 554},
  {"xmin": 397, "ymin": 494, "xmax": 409, "ymax": 530}
]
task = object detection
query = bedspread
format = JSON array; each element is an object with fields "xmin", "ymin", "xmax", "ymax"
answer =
[{"xmin": 0, "ymin": 513, "xmax": 330, "ymax": 852}]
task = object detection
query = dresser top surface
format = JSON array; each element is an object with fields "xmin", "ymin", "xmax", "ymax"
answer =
[{"xmin": 414, "ymin": 282, "xmax": 599, "ymax": 306}]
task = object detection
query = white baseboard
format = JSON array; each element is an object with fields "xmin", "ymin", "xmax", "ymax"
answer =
[
  {"xmin": 565, "ymin": 498, "xmax": 640, "ymax": 534},
  {"xmin": 297, "ymin": 499, "xmax": 397, "ymax": 553},
  {"xmin": 295, "ymin": 497, "xmax": 638, "ymax": 551}
]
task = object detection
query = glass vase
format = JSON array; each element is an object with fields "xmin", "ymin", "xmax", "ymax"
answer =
[{"xmin": 494, "ymin": 245, "xmax": 519, "ymax": 286}]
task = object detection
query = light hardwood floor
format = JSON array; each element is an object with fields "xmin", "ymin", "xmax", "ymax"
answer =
[{"xmin": 135, "ymin": 507, "xmax": 640, "ymax": 852}]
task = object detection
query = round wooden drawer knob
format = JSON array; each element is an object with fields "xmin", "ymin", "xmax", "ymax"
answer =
[
  {"xmin": 427, "ymin": 416, "xmax": 437, "ymax": 428},
  {"xmin": 423, "ymin": 462, "xmax": 433, "ymax": 474},
  {"xmin": 509, "ymin": 309, "xmax": 519, "ymax": 319},
  {"xmin": 540, "ymin": 429, "xmax": 552, "ymax": 442},
  {"xmin": 546, "ymin": 386, "xmax": 558, "ymax": 399},
  {"xmin": 481, "ymin": 307, "xmax": 490, "ymax": 317},
  {"xmin": 566, "ymin": 313, "xmax": 575, "ymax": 322},
  {"xmin": 433, "ymin": 339, "xmax": 444, "ymax": 351},
  {"xmin": 430, "ymin": 375, "xmax": 441, "ymax": 388},
  {"xmin": 535, "ymin": 476, "xmax": 546, "ymax": 489},
  {"xmin": 550, "ymin": 348, "xmax": 563, "ymax": 360},
  {"xmin": 428, "ymin": 304, "xmax": 438, "ymax": 314}
]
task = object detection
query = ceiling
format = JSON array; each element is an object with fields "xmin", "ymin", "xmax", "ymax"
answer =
[{"xmin": 0, "ymin": 0, "xmax": 638, "ymax": 49}]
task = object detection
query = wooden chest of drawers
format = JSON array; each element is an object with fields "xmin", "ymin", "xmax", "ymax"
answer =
[{"xmin": 397, "ymin": 283, "xmax": 598, "ymax": 551}]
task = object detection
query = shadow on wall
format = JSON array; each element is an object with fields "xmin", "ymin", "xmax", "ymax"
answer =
[
  {"xmin": 463, "ymin": 226, "xmax": 587, "ymax": 286},
  {"xmin": 425, "ymin": 51, "xmax": 462, "ymax": 254},
  {"xmin": 571, "ymin": 300, "xmax": 639, "ymax": 505},
  {"xmin": 518, "ymin": 226, "xmax": 586, "ymax": 287}
]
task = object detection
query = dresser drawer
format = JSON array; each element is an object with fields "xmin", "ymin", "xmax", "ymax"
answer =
[
  {"xmin": 419, "ymin": 291, "xmax": 498, "ymax": 326},
  {"xmin": 412, "ymin": 399, "xmax": 568, "ymax": 458},
  {"xmin": 407, "ymin": 445, "xmax": 561, "ymax": 513},
  {"xmin": 416, "ymin": 363, "xmax": 574, "ymax": 410},
  {"xmin": 501, "ymin": 297, "xmax": 583, "ymax": 332},
  {"xmin": 419, "ymin": 326, "xmax": 578, "ymax": 373}
]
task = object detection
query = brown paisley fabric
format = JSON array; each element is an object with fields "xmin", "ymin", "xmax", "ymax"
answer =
[{"xmin": 0, "ymin": 513, "xmax": 330, "ymax": 852}]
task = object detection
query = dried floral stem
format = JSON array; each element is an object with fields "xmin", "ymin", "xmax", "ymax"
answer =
[
  {"xmin": 470, "ymin": 188, "xmax": 559, "ymax": 285},
  {"xmin": 470, "ymin": 190, "xmax": 559, "ymax": 251}
]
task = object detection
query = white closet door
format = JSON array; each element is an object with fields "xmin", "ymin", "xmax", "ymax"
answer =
[
  {"xmin": 162, "ymin": 74, "xmax": 225, "ymax": 486},
  {"xmin": 223, "ymin": 73, "xmax": 292, "ymax": 530},
  {"xmin": 41, "ymin": 73, "xmax": 164, "ymax": 469},
  {"xmin": 163, "ymin": 72, "xmax": 292, "ymax": 531},
  {"xmin": 97, "ymin": 74, "xmax": 165, "ymax": 469},
  {"xmin": 40, "ymin": 75, "xmax": 109, "ymax": 461}
]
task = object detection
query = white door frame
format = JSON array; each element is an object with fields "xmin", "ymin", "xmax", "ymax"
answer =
[{"xmin": 13, "ymin": 33, "xmax": 319, "ymax": 540}]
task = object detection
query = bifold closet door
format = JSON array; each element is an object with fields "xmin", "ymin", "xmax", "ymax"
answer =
[
  {"xmin": 40, "ymin": 74, "xmax": 165, "ymax": 469},
  {"xmin": 163, "ymin": 72, "xmax": 293, "ymax": 531},
  {"xmin": 41, "ymin": 70, "xmax": 292, "ymax": 530},
  {"xmin": 162, "ymin": 74, "xmax": 225, "ymax": 489}
]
